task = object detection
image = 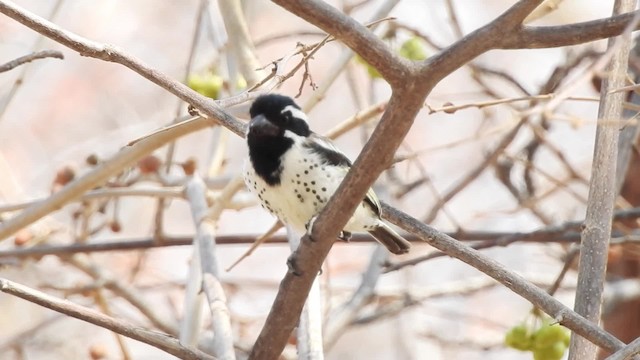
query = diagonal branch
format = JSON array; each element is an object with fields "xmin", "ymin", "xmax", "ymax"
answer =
[
  {"xmin": 0, "ymin": 0, "xmax": 244, "ymax": 135},
  {"xmin": 0, "ymin": 116, "xmax": 214, "ymax": 242},
  {"xmin": 381, "ymin": 204, "xmax": 626, "ymax": 353},
  {"xmin": 0, "ymin": 278, "xmax": 215, "ymax": 360}
]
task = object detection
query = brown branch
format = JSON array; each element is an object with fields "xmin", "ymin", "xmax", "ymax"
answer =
[
  {"xmin": 0, "ymin": 2, "xmax": 244, "ymax": 135},
  {"xmin": 0, "ymin": 278, "xmax": 215, "ymax": 360},
  {"xmin": 381, "ymin": 205, "xmax": 626, "ymax": 353},
  {"xmin": 569, "ymin": 1, "xmax": 636, "ymax": 359},
  {"xmin": 271, "ymin": 0, "xmax": 406, "ymax": 86},
  {"xmin": 418, "ymin": 0, "xmax": 545, "ymax": 86},
  {"xmin": 0, "ymin": 49, "xmax": 63, "ymax": 72},
  {"xmin": 505, "ymin": 10, "xmax": 640, "ymax": 49}
]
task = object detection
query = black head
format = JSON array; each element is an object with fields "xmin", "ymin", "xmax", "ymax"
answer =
[
  {"xmin": 246, "ymin": 94, "xmax": 311, "ymax": 185},
  {"xmin": 248, "ymin": 94, "xmax": 310, "ymax": 138}
]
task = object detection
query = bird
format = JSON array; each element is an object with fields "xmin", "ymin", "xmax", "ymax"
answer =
[{"xmin": 243, "ymin": 94, "xmax": 411, "ymax": 255}]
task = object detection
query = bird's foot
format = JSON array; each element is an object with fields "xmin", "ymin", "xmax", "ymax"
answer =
[
  {"xmin": 338, "ymin": 231, "xmax": 352, "ymax": 242},
  {"xmin": 304, "ymin": 216, "xmax": 318, "ymax": 242},
  {"xmin": 287, "ymin": 254, "xmax": 303, "ymax": 276}
]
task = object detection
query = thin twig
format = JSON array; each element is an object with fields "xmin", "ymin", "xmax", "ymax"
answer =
[{"xmin": 0, "ymin": 50, "xmax": 63, "ymax": 72}]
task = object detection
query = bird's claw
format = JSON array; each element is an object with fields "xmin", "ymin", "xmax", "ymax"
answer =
[
  {"xmin": 305, "ymin": 216, "xmax": 318, "ymax": 242},
  {"xmin": 287, "ymin": 254, "xmax": 303, "ymax": 276},
  {"xmin": 338, "ymin": 231, "xmax": 351, "ymax": 242}
]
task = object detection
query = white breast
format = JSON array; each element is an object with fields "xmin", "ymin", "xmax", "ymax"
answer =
[{"xmin": 243, "ymin": 139, "xmax": 381, "ymax": 235}]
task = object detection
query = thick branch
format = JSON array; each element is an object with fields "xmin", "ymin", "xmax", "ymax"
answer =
[
  {"xmin": 419, "ymin": 0, "xmax": 545, "ymax": 86},
  {"xmin": 271, "ymin": 0, "xmax": 407, "ymax": 85},
  {"xmin": 505, "ymin": 11, "xmax": 640, "ymax": 49},
  {"xmin": 568, "ymin": 1, "xmax": 635, "ymax": 359}
]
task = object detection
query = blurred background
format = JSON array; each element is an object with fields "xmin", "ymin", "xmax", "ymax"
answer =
[{"xmin": 0, "ymin": 1, "xmax": 635, "ymax": 359}]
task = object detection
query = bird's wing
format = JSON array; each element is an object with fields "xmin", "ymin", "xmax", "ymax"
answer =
[
  {"xmin": 304, "ymin": 133, "xmax": 352, "ymax": 168},
  {"xmin": 304, "ymin": 133, "xmax": 382, "ymax": 215}
]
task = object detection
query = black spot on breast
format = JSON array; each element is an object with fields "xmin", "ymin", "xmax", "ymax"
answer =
[
  {"xmin": 304, "ymin": 170, "xmax": 309, "ymax": 174},
  {"xmin": 322, "ymin": 187, "xmax": 327, "ymax": 192}
]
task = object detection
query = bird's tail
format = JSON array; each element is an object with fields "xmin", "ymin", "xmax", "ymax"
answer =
[{"xmin": 368, "ymin": 223, "xmax": 411, "ymax": 255}]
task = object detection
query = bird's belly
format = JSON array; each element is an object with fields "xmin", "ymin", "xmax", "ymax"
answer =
[{"xmin": 244, "ymin": 157, "xmax": 379, "ymax": 235}]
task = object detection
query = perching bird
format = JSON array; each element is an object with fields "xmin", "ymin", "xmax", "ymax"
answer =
[{"xmin": 243, "ymin": 94, "xmax": 411, "ymax": 255}]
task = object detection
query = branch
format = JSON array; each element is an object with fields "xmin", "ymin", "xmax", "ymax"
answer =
[
  {"xmin": 568, "ymin": 1, "xmax": 635, "ymax": 359},
  {"xmin": 0, "ymin": 49, "xmax": 63, "ymax": 72},
  {"xmin": 380, "ymin": 205, "xmax": 626, "ymax": 353},
  {"xmin": 0, "ymin": 116, "xmax": 215, "ymax": 242},
  {"xmin": 271, "ymin": 0, "xmax": 406, "ymax": 85},
  {"xmin": 505, "ymin": 10, "xmax": 640, "ymax": 49},
  {"xmin": 0, "ymin": 1, "xmax": 244, "ymax": 133},
  {"xmin": 607, "ymin": 338, "xmax": 640, "ymax": 360},
  {"xmin": 217, "ymin": 0, "xmax": 264, "ymax": 86},
  {"xmin": 418, "ymin": 0, "xmax": 545, "ymax": 86},
  {"xmin": 185, "ymin": 176, "xmax": 236, "ymax": 359},
  {"xmin": 0, "ymin": 278, "xmax": 215, "ymax": 360}
]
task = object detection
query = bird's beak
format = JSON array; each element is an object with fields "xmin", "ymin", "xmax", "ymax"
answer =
[{"xmin": 249, "ymin": 114, "xmax": 280, "ymax": 137}]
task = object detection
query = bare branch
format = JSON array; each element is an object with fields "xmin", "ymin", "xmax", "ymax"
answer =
[
  {"xmin": 185, "ymin": 175, "xmax": 236, "ymax": 359},
  {"xmin": 568, "ymin": 1, "xmax": 636, "ymax": 359},
  {"xmin": 271, "ymin": 0, "xmax": 407, "ymax": 86},
  {"xmin": 506, "ymin": 10, "xmax": 640, "ymax": 49},
  {"xmin": 0, "ymin": 278, "xmax": 215, "ymax": 360},
  {"xmin": 0, "ymin": 50, "xmax": 63, "ymax": 72},
  {"xmin": 0, "ymin": 116, "xmax": 215, "ymax": 242},
  {"xmin": 381, "ymin": 204, "xmax": 626, "ymax": 353},
  {"xmin": 217, "ymin": 0, "xmax": 264, "ymax": 86}
]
